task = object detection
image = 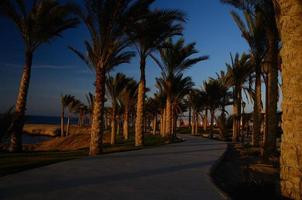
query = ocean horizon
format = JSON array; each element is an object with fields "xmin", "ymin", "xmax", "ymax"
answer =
[{"xmin": 25, "ymin": 115, "xmax": 78, "ymax": 125}]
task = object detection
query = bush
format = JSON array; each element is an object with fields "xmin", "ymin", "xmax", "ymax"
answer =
[{"xmin": 144, "ymin": 134, "xmax": 166, "ymax": 146}]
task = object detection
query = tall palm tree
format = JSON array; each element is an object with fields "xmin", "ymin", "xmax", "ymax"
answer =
[
  {"xmin": 69, "ymin": 0, "xmax": 153, "ymax": 155},
  {"xmin": 0, "ymin": 0, "xmax": 79, "ymax": 152},
  {"xmin": 106, "ymin": 73, "xmax": 129, "ymax": 145},
  {"xmin": 60, "ymin": 95, "xmax": 75, "ymax": 137},
  {"xmin": 222, "ymin": 0, "xmax": 280, "ymax": 161},
  {"xmin": 154, "ymin": 38, "xmax": 208, "ymax": 138},
  {"xmin": 153, "ymin": 89, "xmax": 167, "ymax": 137},
  {"xmin": 119, "ymin": 79, "xmax": 138, "ymax": 140},
  {"xmin": 130, "ymin": 10, "xmax": 185, "ymax": 146},
  {"xmin": 187, "ymin": 89, "xmax": 203, "ymax": 136},
  {"xmin": 273, "ymin": 0, "xmax": 302, "ymax": 198},
  {"xmin": 145, "ymin": 97, "xmax": 160, "ymax": 135},
  {"xmin": 230, "ymin": 9, "xmax": 266, "ymax": 146},
  {"xmin": 212, "ymin": 71, "xmax": 233, "ymax": 139},
  {"xmin": 170, "ymin": 75, "xmax": 194, "ymax": 139},
  {"xmin": 225, "ymin": 53, "xmax": 253, "ymax": 142}
]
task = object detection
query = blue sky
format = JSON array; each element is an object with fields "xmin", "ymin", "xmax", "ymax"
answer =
[{"xmin": 0, "ymin": 0, "xmax": 250, "ymax": 116}]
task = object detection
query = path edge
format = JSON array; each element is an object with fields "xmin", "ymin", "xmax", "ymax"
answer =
[{"xmin": 208, "ymin": 142, "xmax": 230, "ymax": 200}]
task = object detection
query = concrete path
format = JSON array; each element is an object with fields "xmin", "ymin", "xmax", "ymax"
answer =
[{"xmin": 0, "ymin": 134, "xmax": 227, "ymax": 200}]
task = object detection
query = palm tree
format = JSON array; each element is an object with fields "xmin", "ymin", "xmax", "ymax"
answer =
[
  {"xmin": 106, "ymin": 73, "xmax": 129, "ymax": 145},
  {"xmin": 130, "ymin": 9, "xmax": 186, "ymax": 146},
  {"xmin": 154, "ymin": 38, "xmax": 208, "ymax": 138},
  {"xmin": 69, "ymin": 0, "xmax": 153, "ymax": 155},
  {"xmin": 170, "ymin": 75, "xmax": 194, "ymax": 139},
  {"xmin": 272, "ymin": 0, "xmax": 302, "ymax": 198},
  {"xmin": 213, "ymin": 71, "xmax": 233, "ymax": 139},
  {"xmin": 153, "ymin": 89, "xmax": 167, "ymax": 137},
  {"xmin": 60, "ymin": 95, "xmax": 75, "ymax": 137},
  {"xmin": 145, "ymin": 97, "xmax": 160, "ymax": 135},
  {"xmin": 85, "ymin": 92, "xmax": 95, "ymax": 125},
  {"xmin": 119, "ymin": 79, "xmax": 138, "ymax": 140},
  {"xmin": 66, "ymin": 98, "xmax": 81, "ymax": 136},
  {"xmin": 225, "ymin": 53, "xmax": 253, "ymax": 142},
  {"xmin": 222, "ymin": 0, "xmax": 280, "ymax": 162},
  {"xmin": 203, "ymin": 79, "xmax": 228, "ymax": 138},
  {"xmin": 230, "ymin": 9, "xmax": 266, "ymax": 146},
  {"xmin": 187, "ymin": 89, "xmax": 202, "ymax": 136},
  {"xmin": 0, "ymin": 0, "xmax": 79, "ymax": 152}
]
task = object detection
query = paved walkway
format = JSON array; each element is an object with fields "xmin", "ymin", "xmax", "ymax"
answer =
[{"xmin": 0, "ymin": 134, "xmax": 227, "ymax": 200}]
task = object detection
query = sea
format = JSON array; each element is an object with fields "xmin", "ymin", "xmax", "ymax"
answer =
[
  {"xmin": 22, "ymin": 116, "xmax": 78, "ymax": 144},
  {"xmin": 25, "ymin": 115, "xmax": 78, "ymax": 125}
]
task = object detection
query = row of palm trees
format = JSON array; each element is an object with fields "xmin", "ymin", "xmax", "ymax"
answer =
[
  {"xmin": 1, "ymin": 0, "xmax": 302, "ymax": 198},
  {"xmin": 0, "ymin": 0, "xmax": 187, "ymax": 155}
]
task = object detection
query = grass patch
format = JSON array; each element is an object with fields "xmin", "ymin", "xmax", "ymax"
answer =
[
  {"xmin": 0, "ymin": 150, "xmax": 88, "ymax": 177},
  {"xmin": 0, "ymin": 134, "xmax": 173, "ymax": 177},
  {"xmin": 144, "ymin": 134, "xmax": 167, "ymax": 146}
]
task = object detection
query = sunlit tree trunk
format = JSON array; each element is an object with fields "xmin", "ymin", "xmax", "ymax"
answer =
[
  {"xmin": 123, "ymin": 105, "xmax": 129, "ymax": 140},
  {"xmin": 162, "ymin": 108, "xmax": 166, "ymax": 137},
  {"xmin": 203, "ymin": 109, "xmax": 208, "ymax": 131},
  {"xmin": 274, "ymin": 1, "xmax": 302, "ymax": 198},
  {"xmin": 191, "ymin": 110, "xmax": 195, "ymax": 135},
  {"xmin": 135, "ymin": 58, "xmax": 146, "ymax": 146},
  {"xmin": 9, "ymin": 51, "xmax": 32, "ymax": 152},
  {"xmin": 165, "ymin": 95, "xmax": 172, "ymax": 138},
  {"xmin": 90, "ymin": 67, "xmax": 105, "ymax": 156},
  {"xmin": 152, "ymin": 114, "xmax": 157, "ymax": 135},
  {"xmin": 111, "ymin": 103, "xmax": 116, "ymax": 145}
]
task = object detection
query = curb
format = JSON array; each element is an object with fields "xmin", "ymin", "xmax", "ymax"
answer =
[{"xmin": 208, "ymin": 142, "xmax": 231, "ymax": 200}]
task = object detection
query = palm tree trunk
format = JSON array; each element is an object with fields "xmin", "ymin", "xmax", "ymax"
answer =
[
  {"xmin": 66, "ymin": 116, "xmax": 70, "ymax": 136},
  {"xmin": 210, "ymin": 109, "xmax": 215, "ymax": 138},
  {"xmin": 162, "ymin": 108, "xmax": 166, "ymax": 137},
  {"xmin": 195, "ymin": 112, "xmax": 199, "ymax": 135},
  {"xmin": 274, "ymin": 1, "xmax": 302, "ymax": 198},
  {"xmin": 61, "ymin": 107, "xmax": 65, "ymax": 137},
  {"xmin": 263, "ymin": 26, "xmax": 279, "ymax": 160},
  {"xmin": 90, "ymin": 68, "xmax": 106, "ymax": 155},
  {"xmin": 165, "ymin": 95, "xmax": 172, "ymax": 138},
  {"xmin": 111, "ymin": 103, "xmax": 116, "ymax": 145},
  {"xmin": 135, "ymin": 58, "xmax": 146, "ymax": 146},
  {"xmin": 173, "ymin": 114, "xmax": 177, "ymax": 139},
  {"xmin": 233, "ymin": 86, "xmax": 242, "ymax": 142},
  {"xmin": 152, "ymin": 114, "xmax": 157, "ymax": 135},
  {"xmin": 123, "ymin": 105, "xmax": 129, "ymax": 140},
  {"xmin": 252, "ymin": 68, "xmax": 262, "ymax": 147},
  {"xmin": 188, "ymin": 106, "xmax": 192, "ymax": 128},
  {"xmin": 9, "ymin": 51, "xmax": 33, "ymax": 152},
  {"xmin": 232, "ymin": 99, "xmax": 239, "ymax": 142},
  {"xmin": 160, "ymin": 109, "xmax": 164, "ymax": 137},
  {"xmin": 204, "ymin": 109, "xmax": 207, "ymax": 131},
  {"xmin": 191, "ymin": 110, "xmax": 195, "ymax": 135}
]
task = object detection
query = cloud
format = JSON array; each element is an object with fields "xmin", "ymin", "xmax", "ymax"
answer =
[{"xmin": 0, "ymin": 63, "xmax": 87, "ymax": 71}]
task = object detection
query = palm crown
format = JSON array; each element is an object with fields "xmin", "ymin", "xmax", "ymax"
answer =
[{"xmin": 0, "ymin": 0, "xmax": 79, "ymax": 52}]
